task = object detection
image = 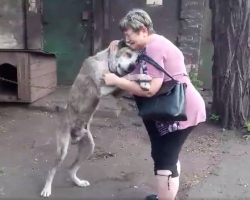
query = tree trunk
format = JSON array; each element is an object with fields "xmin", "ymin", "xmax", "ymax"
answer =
[{"xmin": 210, "ymin": 0, "xmax": 250, "ymax": 129}]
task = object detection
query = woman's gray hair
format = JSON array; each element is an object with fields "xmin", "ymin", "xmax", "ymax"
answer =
[{"xmin": 119, "ymin": 9, "xmax": 155, "ymax": 34}]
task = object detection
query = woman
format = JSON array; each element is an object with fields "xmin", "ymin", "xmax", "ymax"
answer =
[{"xmin": 103, "ymin": 9, "xmax": 206, "ymax": 200}]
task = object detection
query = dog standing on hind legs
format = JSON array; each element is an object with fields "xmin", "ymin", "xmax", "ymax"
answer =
[{"xmin": 40, "ymin": 41, "xmax": 151, "ymax": 197}]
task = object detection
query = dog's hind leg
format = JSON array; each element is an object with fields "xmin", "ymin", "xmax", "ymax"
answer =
[
  {"xmin": 68, "ymin": 129, "xmax": 95, "ymax": 187},
  {"xmin": 40, "ymin": 130, "xmax": 70, "ymax": 197}
]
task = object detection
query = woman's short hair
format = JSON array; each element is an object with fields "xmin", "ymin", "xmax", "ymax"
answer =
[{"xmin": 119, "ymin": 9, "xmax": 155, "ymax": 34}]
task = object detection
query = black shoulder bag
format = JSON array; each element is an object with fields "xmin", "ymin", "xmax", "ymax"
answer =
[{"xmin": 134, "ymin": 54, "xmax": 187, "ymax": 122}]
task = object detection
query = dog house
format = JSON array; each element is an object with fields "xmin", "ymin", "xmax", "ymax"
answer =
[
  {"xmin": 0, "ymin": 0, "xmax": 57, "ymax": 102},
  {"xmin": 0, "ymin": 51, "xmax": 57, "ymax": 102}
]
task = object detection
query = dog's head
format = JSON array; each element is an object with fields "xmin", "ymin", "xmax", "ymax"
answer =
[{"xmin": 109, "ymin": 40, "xmax": 138, "ymax": 76}]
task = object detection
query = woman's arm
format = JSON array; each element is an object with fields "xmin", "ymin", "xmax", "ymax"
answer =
[{"xmin": 103, "ymin": 73, "xmax": 163, "ymax": 97}]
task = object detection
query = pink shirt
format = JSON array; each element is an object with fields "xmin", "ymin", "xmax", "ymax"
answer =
[{"xmin": 135, "ymin": 34, "xmax": 206, "ymax": 129}]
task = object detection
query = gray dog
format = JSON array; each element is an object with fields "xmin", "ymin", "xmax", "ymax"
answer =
[{"xmin": 40, "ymin": 41, "xmax": 151, "ymax": 197}]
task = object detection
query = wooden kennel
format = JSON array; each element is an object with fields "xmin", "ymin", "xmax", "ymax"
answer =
[{"xmin": 0, "ymin": 50, "xmax": 57, "ymax": 103}]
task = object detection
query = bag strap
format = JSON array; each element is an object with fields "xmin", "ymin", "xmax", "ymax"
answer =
[{"xmin": 137, "ymin": 54, "xmax": 176, "ymax": 81}]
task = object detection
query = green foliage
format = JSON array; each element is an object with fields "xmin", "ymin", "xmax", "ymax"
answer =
[
  {"xmin": 244, "ymin": 121, "xmax": 250, "ymax": 132},
  {"xmin": 209, "ymin": 113, "xmax": 220, "ymax": 122},
  {"xmin": 189, "ymin": 68, "xmax": 203, "ymax": 89}
]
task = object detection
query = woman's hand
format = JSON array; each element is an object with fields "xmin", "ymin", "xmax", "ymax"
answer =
[{"xmin": 102, "ymin": 73, "xmax": 120, "ymax": 86}]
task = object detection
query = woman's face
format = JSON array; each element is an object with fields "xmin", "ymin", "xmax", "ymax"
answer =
[{"xmin": 123, "ymin": 27, "xmax": 149, "ymax": 50}]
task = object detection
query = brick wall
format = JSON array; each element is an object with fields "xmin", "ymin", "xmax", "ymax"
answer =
[{"xmin": 178, "ymin": 0, "xmax": 206, "ymax": 72}]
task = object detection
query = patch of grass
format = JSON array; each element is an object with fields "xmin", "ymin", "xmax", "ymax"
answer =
[
  {"xmin": 244, "ymin": 121, "xmax": 250, "ymax": 132},
  {"xmin": 189, "ymin": 67, "xmax": 203, "ymax": 90},
  {"xmin": 209, "ymin": 113, "xmax": 220, "ymax": 122}
]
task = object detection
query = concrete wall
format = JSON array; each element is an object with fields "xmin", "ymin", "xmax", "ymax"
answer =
[
  {"xmin": 0, "ymin": 0, "xmax": 44, "ymax": 50},
  {"xmin": 0, "ymin": 0, "xmax": 25, "ymax": 49}
]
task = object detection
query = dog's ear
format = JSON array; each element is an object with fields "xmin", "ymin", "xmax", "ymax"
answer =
[{"xmin": 117, "ymin": 40, "xmax": 127, "ymax": 49}]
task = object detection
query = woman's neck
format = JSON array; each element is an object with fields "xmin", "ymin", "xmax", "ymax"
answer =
[{"xmin": 147, "ymin": 33, "xmax": 155, "ymax": 42}]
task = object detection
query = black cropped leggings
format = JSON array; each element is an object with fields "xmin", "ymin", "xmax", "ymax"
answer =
[{"xmin": 143, "ymin": 119, "xmax": 194, "ymax": 177}]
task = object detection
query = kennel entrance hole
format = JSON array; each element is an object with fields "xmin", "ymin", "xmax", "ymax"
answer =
[{"xmin": 0, "ymin": 63, "xmax": 18, "ymax": 97}]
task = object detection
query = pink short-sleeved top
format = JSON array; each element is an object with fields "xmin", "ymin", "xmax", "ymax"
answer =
[{"xmin": 134, "ymin": 34, "xmax": 206, "ymax": 130}]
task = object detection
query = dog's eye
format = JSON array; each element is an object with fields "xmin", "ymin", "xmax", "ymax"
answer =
[{"xmin": 126, "ymin": 52, "xmax": 132, "ymax": 58}]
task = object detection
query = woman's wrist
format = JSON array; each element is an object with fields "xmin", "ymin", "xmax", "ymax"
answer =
[
  {"xmin": 113, "ymin": 76, "xmax": 122, "ymax": 86},
  {"xmin": 115, "ymin": 77, "xmax": 144, "ymax": 95}
]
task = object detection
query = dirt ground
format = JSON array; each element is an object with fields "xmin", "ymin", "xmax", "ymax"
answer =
[{"xmin": 0, "ymin": 98, "xmax": 249, "ymax": 200}]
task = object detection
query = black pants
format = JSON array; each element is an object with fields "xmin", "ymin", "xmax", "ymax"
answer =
[{"xmin": 143, "ymin": 119, "xmax": 194, "ymax": 177}]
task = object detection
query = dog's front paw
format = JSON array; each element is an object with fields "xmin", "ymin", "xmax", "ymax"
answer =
[
  {"xmin": 74, "ymin": 179, "xmax": 90, "ymax": 187},
  {"xmin": 41, "ymin": 186, "xmax": 52, "ymax": 198},
  {"xmin": 127, "ymin": 74, "xmax": 152, "ymax": 82},
  {"xmin": 137, "ymin": 74, "xmax": 152, "ymax": 82},
  {"xmin": 140, "ymin": 81, "xmax": 151, "ymax": 91}
]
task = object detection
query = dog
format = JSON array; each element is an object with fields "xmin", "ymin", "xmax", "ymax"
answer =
[{"xmin": 40, "ymin": 41, "xmax": 151, "ymax": 197}]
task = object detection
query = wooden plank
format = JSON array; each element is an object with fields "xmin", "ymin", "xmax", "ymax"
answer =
[
  {"xmin": 0, "ymin": 89, "xmax": 29, "ymax": 102},
  {"xmin": 0, "ymin": 52, "xmax": 19, "ymax": 66},
  {"xmin": 16, "ymin": 53, "xmax": 31, "ymax": 101},
  {"xmin": 30, "ymin": 65, "xmax": 56, "ymax": 78},
  {"xmin": 30, "ymin": 71, "xmax": 57, "ymax": 86},
  {"xmin": 29, "ymin": 52, "xmax": 57, "ymax": 101},
  {"xmin": 0, "ymin": 94, "xmax": 18, "ymax": 102},
  {"xmin": 30, "ymin": 71, "xmax": 57, "ymax": 101},
  {"xmin": 29, "ymin": 53, "xmax": 56, "ymax": 66},
  {"xmin": 30, "ymin": 86, "xmax": 55, "ymax": 101},
  {"xmin": 29, "ymin": 53, "xmax": 57, "ymax": 78}
]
